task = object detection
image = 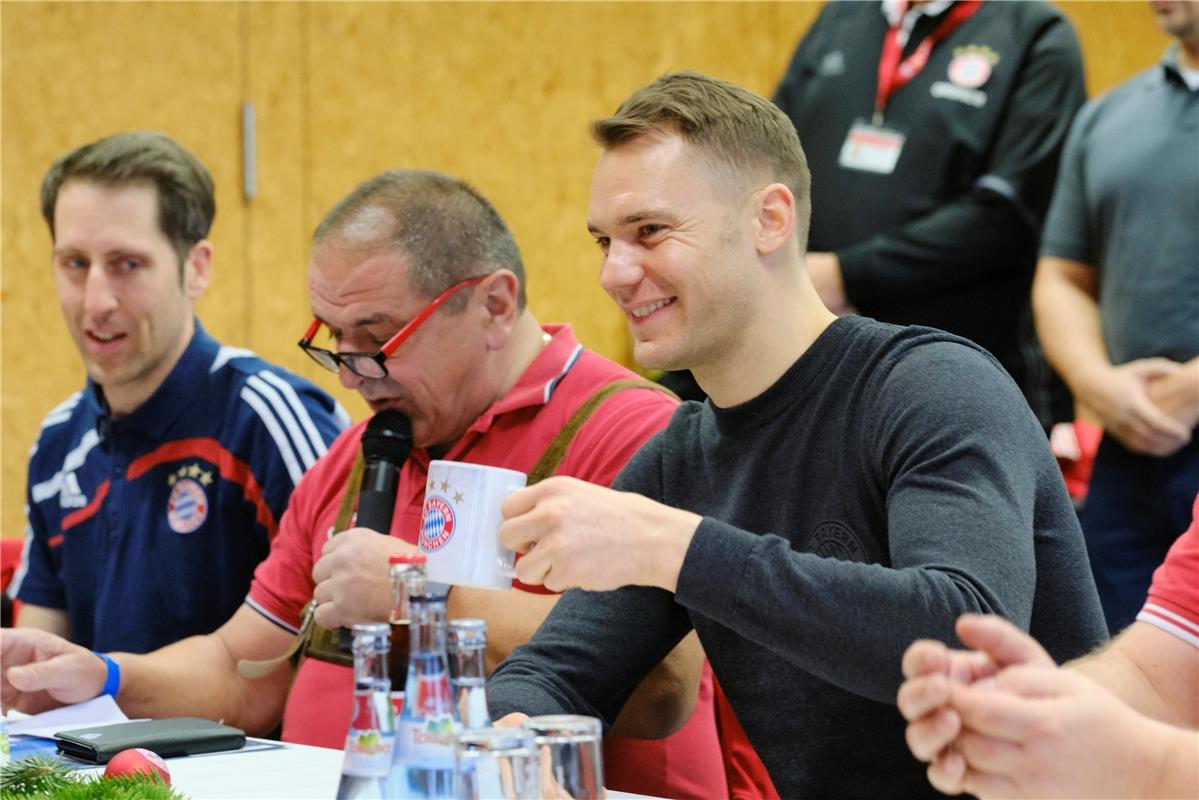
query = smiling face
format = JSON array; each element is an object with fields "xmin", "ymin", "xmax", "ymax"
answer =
[
  {"xmin": 588, "ymin": 132, "xmax": 762, "ymax": 377},
  {"xmin": 307, "ymin": 239, "xmax": 497, "ymax": 449},
  {"xmin": 52, "ymin": 180, "xmax": 207, "ymax": 416}
]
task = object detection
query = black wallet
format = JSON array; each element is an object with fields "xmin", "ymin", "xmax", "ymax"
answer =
[{"xmin": 55, "ymin": 717, "xmax": 246, "ymax": 763}]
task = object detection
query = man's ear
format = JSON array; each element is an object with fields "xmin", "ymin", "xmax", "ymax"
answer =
[
  {"xmin": 752, "ymin": 183, "xmax": 796, "ymax": 257},
  {"xmin": 183, "ymin": 240, "xmax": 213, "ymax": 300},
  {"xmin": 479, "ymin": 269, "xmax": 521, "ymax": 349}
]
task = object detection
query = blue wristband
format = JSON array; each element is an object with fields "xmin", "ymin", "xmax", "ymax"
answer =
[{"xmin": 92, "ymin": 651, "xmax": 121, "ymax": 698}]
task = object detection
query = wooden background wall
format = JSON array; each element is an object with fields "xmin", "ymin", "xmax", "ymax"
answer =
[{"xmin": 0, "ymin": 2, "xmax": 1168, "ymax": 542}]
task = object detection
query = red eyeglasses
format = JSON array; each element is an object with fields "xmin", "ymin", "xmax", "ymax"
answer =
[{"xmin": 297, "ymin": 275, "xmax": 487, "ymax": 379}]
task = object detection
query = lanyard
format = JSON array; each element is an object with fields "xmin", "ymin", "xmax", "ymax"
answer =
[{"xmin": 874, "ymin": 0, "xmax": 983, "ymax": 123}]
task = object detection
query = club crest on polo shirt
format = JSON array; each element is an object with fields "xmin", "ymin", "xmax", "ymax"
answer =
[
  {"xmin": 420, "ymin": 495, "xmax": 456, "ymax": 551},
  {"xmin": 166, "ymin": 463, "xmax": 212, "ymax": 534}
]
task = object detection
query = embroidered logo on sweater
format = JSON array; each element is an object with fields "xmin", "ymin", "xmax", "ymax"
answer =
[
  {"xmin": 807, "ymin": 520, "xmax": 868, "ymax": 562},
  {"xmin": 420, "ymin": 496, "xmax": 456, "ymax": 551}
]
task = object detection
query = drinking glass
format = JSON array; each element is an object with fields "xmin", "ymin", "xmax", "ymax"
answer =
[
  {"xmin": 454, "ymin": 727, "xmax": 540, "ymax": 800},
  {"xmin": 523, "ymin": 715, "xmax": 603, "ymax": 800}
]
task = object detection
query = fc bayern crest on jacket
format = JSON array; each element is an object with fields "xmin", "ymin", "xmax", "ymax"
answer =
[{"xmin": 947, "ymin": 45, "xmax": 999, "ymax": 89}]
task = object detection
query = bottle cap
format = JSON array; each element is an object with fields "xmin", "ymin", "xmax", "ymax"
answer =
[
  {"xmin": 389, "ymin": 553, "xmax": 428, "ymax": 565},
  {"xmin": 448, "ymin": 619, "xmax": 487, "ymax": 633},
  {"xmin": 448, "ymin": 618, "xmax": 487, "ymax": 647}
]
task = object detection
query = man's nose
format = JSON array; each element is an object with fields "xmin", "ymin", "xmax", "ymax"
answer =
[
  {"xmin": 82, "ymin": 268, "xmax": 119, "ymax": 318},
  {"xmin": 338, "ymin": 361, "xmax": 365, "ymax": 391},
  {"xmin": 599, "ymin": 240, "xmax": 644, "ymax": 295}
]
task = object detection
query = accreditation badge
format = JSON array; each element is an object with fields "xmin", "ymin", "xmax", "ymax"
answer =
[{"xmin": 838, "ymin": 120, "xmax": 905, "ymax": 175}]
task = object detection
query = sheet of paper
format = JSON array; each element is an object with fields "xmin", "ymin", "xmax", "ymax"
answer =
[{"xmin": 6, "ymin": 695, "xmax": 129, "ymax": 738}]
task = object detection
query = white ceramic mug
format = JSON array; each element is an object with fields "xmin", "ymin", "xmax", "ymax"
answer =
[{"xmin": 418, "ymin": 460, "xmax": 526, "ymax": 590}]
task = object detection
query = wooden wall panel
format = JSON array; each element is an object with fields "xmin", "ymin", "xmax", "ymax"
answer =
[
  {"xmin": 1059, "ymin": 1, "xmax": 1167, "ymax": 95},
  {"xmin": 242, "ymin": 3, "xmax": 323, "ymax": 381},
  {"xmin": 0, "ymin": 0, "xmax": 1173, "ymax": 545}
]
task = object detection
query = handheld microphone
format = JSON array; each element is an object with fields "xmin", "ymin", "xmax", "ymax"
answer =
[
  {"xmin": 335, "ymin": 409, "xmax": 412, "ymax": 652},
  {"xmin": 356, "ymin": 409, "xmax": 413, "ymax": 533}
]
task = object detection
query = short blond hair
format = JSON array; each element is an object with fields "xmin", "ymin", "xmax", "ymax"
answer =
[{"xmin": 592, "ymin": 71, "xmax": 811, "ymax": 249}]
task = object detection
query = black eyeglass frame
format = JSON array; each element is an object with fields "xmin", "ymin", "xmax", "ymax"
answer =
[{"xmin": 297, "ymin": 274, "xmax": 487, "ymax": 379}]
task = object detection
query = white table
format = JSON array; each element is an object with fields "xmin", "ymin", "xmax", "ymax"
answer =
[
  {"xmin": 141, "ymin": 740, "xmax": 342, "ymax": 799},
  {"xmin": 79, "ymin": 739, "xmax": 659, "ymax": 799}
]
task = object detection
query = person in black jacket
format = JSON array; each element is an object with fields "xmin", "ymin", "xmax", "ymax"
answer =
[{"xmin": 774, "ymin": 0, "xmax": 1085, "ymax": 430}]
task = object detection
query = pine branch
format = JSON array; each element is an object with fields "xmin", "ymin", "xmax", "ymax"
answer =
[{"xmin": 1, "ymin": 755, "xmax": 187, "ymax": 799}]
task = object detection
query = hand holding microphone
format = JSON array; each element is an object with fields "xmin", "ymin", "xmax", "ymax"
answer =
[{"xmin": 312, "ymin": 410, "xmax": 415, "ymax": 630}]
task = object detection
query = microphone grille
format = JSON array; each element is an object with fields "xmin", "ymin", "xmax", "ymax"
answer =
[{"xmin": 361, "ymin": 409, "xmax": 413, "ymax": 463}]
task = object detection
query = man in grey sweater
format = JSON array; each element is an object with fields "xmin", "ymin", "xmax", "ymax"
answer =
[{"xmin": 487, "ymin": 71, "xmax": 1106, "ymax": 797}]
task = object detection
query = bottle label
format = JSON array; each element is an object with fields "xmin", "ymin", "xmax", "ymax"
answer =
[
  {"xmin": 341, "ymin": 729, "xmax": 395, "ymax": 777},
  {"xmin": 395, "ymin": 715, "xmax": 459, "ymax": 768},
  {"xmin": 390, "ymin": 691, "xmax": 405, "ymax": 719}
]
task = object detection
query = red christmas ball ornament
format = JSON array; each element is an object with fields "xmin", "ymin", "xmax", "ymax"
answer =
[{"xmin": 103, "ymin": 748, "xmax": 171, "ymax": 784}]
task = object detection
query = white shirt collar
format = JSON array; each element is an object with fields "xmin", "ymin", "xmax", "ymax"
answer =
[{"xmin": 881, "ymin": 0, "xmax": 957, "ymax": 46}]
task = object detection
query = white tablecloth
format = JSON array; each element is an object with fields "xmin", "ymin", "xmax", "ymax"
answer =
[{"xmin": 76, "ymin": 739, "xmax": 661, "ymax": 799}]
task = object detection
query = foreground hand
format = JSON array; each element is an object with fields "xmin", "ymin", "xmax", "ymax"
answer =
[
  {"xmin": 311, "ymin": 528, "xmax": 418, "ymax": 629},
  {"xmin": 929, "ymin": 665, "xmax": 1157, "ymax": 798},
  {"xmin": 1, "ymin": 628, "xmax": 107, "ymax": 714},
  {"xmin": 899, "ymin": 615, "xmax": 1054, "ymax": 764},
  {"xmin": 499, "ymin": 477, "xmax": 701, "ymax": 593},
  {"xmin": 493, "ymin": 712, "xmax": 530, "ymax": 729},
  {"xmin": 1087, "ymin": 358, "xmax": 1191, "ymax": 456}
]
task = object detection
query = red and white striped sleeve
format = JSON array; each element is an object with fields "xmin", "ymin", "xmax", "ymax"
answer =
[{"xmin": 1136, "ymin": 493, "xmax": 1199, "ymax": 649}]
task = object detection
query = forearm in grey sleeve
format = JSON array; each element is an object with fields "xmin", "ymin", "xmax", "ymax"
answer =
[
  {"xmin": 488, "ymin": 437, "xmax": 694, "ymax": 725},
  {"xmin": 486, "ymin": 585, "xmax": 692, "ymax": 728}
]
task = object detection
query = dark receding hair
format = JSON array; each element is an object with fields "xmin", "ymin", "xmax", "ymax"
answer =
[
  {"xmin": 314, "ymin": 170, "xmax": 526, "ymax": 310},
  {"xmin": 41, "ymin": 131, "xmax": 215, "ymax": 267},
  {"xmin": 592, "ymin": 71, "xmax": 811, "ymax": 250}
]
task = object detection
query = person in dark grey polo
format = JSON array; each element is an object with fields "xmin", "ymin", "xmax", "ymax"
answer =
[{"xmin": 1033, "ymin": 0, "xmax": 1199, "ymax": 636}]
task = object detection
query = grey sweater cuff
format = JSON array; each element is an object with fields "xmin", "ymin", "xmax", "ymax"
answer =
[{"xmin": 675, "ymin": 517, "xmax": 760, "ymax": 617}]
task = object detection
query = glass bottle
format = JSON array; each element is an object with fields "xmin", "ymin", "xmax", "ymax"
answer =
[
  {"xmin": 447, "ymin": 619, "xmax": 491, "ymax": 730},
  {"xmin": 335, "ymin": 623, "xmax": 396, "ymax": 800},
  {"xmin": 386, "ymin": 594, "xmax": 461, "ymax": 799},
  {"xmin": 388, "ymin": 553, "xmax": 427, "ymax": 718}
]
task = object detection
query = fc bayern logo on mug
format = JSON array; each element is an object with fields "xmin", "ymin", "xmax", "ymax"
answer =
[{"xmin": 420, "ymin": 495, "xmax": 456, "ymax": 550}]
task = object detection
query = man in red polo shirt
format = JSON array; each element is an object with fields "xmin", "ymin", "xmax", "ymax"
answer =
[{"xmin": 1, "ymin": 170, "xmax": 724, "ymax": 799}]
